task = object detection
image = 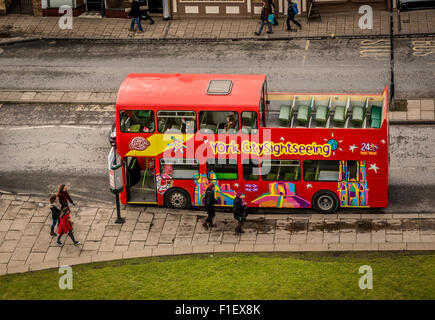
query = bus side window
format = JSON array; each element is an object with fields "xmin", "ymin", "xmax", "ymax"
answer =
[
  {"xmin": 207, "ymin": 159, "xmax": 238, "ymax": 180},
  {"xmin": 242, "ymin": 159, "xmax": 260, "ymax": 180},
  {"xmin": 120, "ymin": 110, "xmax": 155, "ymax": 133},
  {"xmin": 241, "ymin": 111, "xmax": 258, "ymax": 134},
  {"xmin": 160, "ymin": 158, "xmax": 199, "ymax": 179},
  {"xmin": 158, "ymin": 111, "xmax": 196, "ymax": 133},
  {"xmin": 303, "ymin": 160, "xmax": 340, "ymax": 181},
  {"xmin": 200, "ymin": 111, "xmax": 238, "ymax": 134},
  {"xmin": 261, "ymin": 160, "xmax": 299, "ymax": 181},
  {"xmin": 346, "ymin": 161, "xmax": 358, "ymax": 181}
]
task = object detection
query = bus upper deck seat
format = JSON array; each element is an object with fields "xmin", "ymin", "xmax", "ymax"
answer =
[
  {"xmin": 315, "ymin": 105, "xmax": 329, "ymax": 123},
  {"xmin": 333, "ymin": 106, "xmax": 347, "ymax": 124},
  {"xmin": 370, "ymin": 105, "xmax": 382, "ymax": 128},
  {"xmin": 352, "ymin": 106, "xmax": 365, "ymax": 124},
  {"xmin": 279, "ymin": 104, "xmax": 292, "ymax": 127},
  {"xmin": 296, "ymin": 105, "xmax": 310, "ymax": 123}
]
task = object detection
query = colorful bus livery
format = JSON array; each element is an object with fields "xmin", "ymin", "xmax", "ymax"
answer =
[{"xmin": 114, "ymin": 73, "xmax": 389, "ymax": 213}]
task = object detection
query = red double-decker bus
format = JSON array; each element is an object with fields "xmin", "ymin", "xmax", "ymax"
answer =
[{"xmin": 113, "ymin": 73, "xmax": 389, "ymax": 213}]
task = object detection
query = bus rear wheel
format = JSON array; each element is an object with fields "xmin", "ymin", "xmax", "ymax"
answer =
[
  {"xmin": 164, "ymin": 188, "xmax": 190, "ymax": 210},
  {"xmin": 312, "ymin": 190, "xmax": 339, "ymax": 213}
]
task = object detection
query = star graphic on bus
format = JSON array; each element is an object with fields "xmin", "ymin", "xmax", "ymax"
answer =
[
  {"xmin": 349, "ymin": 144, "xmax": 358, "ymax": 152},
  {"xmin": 280, "ymin": 137, "xmax": 285, "ymax": 141},
  {"xmin": 168, "ymin": 136, "xmax": 187, "ymax": 154},
  {"xmin": 234, "ymin": 183, "xmax": 239, "ymax": 188},
  {"xmin": 368, "ymin": 163, "xmax": 379, "ymax": 173},
  {"xmin": 381, "ymin": 139, "xmax": 386, "ymax": 144},
  {"xmin": 324, "ymin": 133, "xmax": 343, "ymax": 156},
  {"xmin": 306, "ymin": 183, "xmax": 313, "ymax": 189}
]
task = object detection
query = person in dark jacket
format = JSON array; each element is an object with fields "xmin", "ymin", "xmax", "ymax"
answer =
[
  {"xmin": 57, "ymin": 184, "xmax": 75, "ymax": 209},
  {"xmin": 202, "ymin": 183, "xmax": 217, "ymax": 229},
  {"xmin": 255, "ymin": 0, "xmax": 273, "ymax": 36},
  {"xmin": 267, "ymin": 0, "xmax": 278, "ymax": 25},
  {"xmin": 128, "ymin": 0, "xmax": 144, "ymax": 32},
  {"xmin": 286, "ymin": 0, "xmax": 302, "ymax": 32},
  {"xmin": 233, "ymin": 192, "xmax": 247, "ymax": 233},
  {"xmin": 57, "ymin": 207, "xmax": 80, "ymax": 246},
  {"xmin": 139, "ymin": 0, "xmax": 154, "ymax": 25},
  {"xmin": 49, "ymin": 195, "xmax": 61, "ymax": 236}
]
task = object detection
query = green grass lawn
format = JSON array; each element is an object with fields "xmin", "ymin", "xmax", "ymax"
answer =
[{"xmin": 1, "ymin": 252, "xmax": 435, "ymax": 299}]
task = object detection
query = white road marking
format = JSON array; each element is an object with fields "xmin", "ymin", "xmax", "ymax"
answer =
[
  {"xmin": 302, "ymin": 40, "xmax": 310, "ymax": 66},
  {"xmin": 7, "ymin": 125, "xmax": 55, "ymax": 130},
  {"xmin": 305, "ymin": 40, "xmax": 310, "ymax": 51},
  {"xmin": 1, "ymin": 125, "xmax": 107, "ymax": 131},
  {"xmin": 59, "ymin": 125, "xmax": 98, "ymax": 130}
]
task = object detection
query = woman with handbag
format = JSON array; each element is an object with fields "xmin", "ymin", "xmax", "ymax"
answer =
[
  {"xmin": 57, "ymin": 207, "xmax": 80, "ymax": 246},
  {"xmin": 255, "ymin": 0, "xmax": 273, "ymax": 36}
]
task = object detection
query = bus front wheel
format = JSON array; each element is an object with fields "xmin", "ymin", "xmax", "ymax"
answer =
[
  {"xmin": 164, "ymin": 188, "xmax": 191, "ymax": 210},
  {"xmin": 312, "ymin": 190, "xmax": 340, "ymax": 213}
]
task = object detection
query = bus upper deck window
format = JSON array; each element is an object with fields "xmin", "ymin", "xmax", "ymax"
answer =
[
  {"xmin": 200, "ymin": 111, "xmax": 239, "ymax": 134},
  {"xmin": 241, "ymin": 112, "xmax": 258, "ymax": 134},
  {"xmin": 120, "ymin": 110, "xmax": 155, "ymax": 133},
  {"xmin": 158, "ymin": 111, "xmax": 196, "ymax": 133}
]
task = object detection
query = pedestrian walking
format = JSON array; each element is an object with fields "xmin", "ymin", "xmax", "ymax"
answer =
[
  {"xmin": 255, "ymin": 0, "xmax": 273, "ymax": 36},
  {"xmin": 57, "ymin": 184, "xmax": 75, "ymax": 209},
  {"xmin": 57, "ymin": 207, "xmax": 80, "ymax": 246},
  {"xmin": 233, "ymin": 192, "xmax": 248, "ymax": 233},
  {"xmin": 286, "ymin": 0, "xmax": 302, "ymax": 32},
  {"xmin": 128, "ymin": 0, "xmax": 144, "ymax": 33},
  {"xmin": 267, "ymin": 0, "xmax": 278, "ymax": 26},
  {"xmin": 202, "ymin": 183, "xmax": 217, "ymax": 229},
  {"xmin": 139, "ymin": 0, "xmax": 155, "ymax": 25},
  {"xmin": 49, "ymin": 195, "xmax": 60, "ymax": 237}
]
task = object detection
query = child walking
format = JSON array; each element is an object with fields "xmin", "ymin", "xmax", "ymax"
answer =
[{"xmin": 49, "ymin": 195, "xmax": 60, "ymax": 237}]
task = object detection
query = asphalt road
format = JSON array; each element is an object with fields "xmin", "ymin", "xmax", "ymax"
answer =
[
  {"xmin": 0, "ymin": 38, "xmax": 434, "ymax": 98},
  {"xmin": 0, "ymin": 103, "xmax": 433, "ymax": 213}
]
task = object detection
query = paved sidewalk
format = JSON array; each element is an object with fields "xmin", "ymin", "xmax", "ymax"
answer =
[
  {"xmin": 0, "ymin": 90, "xmax": 433, "ymax": 122},
  {"xmin": 0, "ymin": 10, "xmax": 434, "ymax": 43},
  {"xmin": 1, "ymin": 190, "xmax": 435, "ymax": 276}
]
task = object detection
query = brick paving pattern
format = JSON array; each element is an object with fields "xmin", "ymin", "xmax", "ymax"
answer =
[
  {"xmin": 0, "ymin": 192, "xmax": 435, "ymax": 275},
  {"xmin": 0, "ymin": 10, "xmax": 434, "ymax": 42}
]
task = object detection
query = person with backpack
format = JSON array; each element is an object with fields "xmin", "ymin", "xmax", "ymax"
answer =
[
  {"xmin": 286, "ymin": 0, "xmax": 302, "ymax": 32},
  {"xmin": 202, "ymin": 183, "xmax": 217, "ymax": 229},
  {"xmin": 255, "ymin": 0, "xmax": 273, "ymax": 36},
  {"xmin": 57, "ymin": 207, "xmax": 80, "ymax": 246},
  {"xmin": 49, "ymin": 195, "xmax": 60, "ymax": 237},
  {"xmin": 233, "ymin": 192, "xmax": 248, "ymax": 233}
]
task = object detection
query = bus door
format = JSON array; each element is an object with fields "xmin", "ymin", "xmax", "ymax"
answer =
[{"xmin": 125, "ymin": 156, "xmax": 157, "ymax": 204}]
